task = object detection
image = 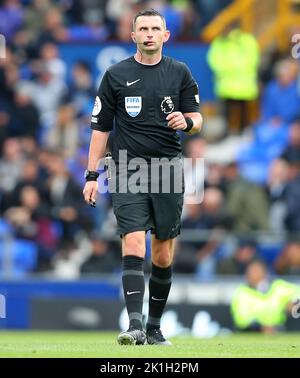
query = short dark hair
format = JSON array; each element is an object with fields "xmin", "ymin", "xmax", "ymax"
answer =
[{"xmin": 132, "ymin": 9, "xmax": 166, "ymax": 31}]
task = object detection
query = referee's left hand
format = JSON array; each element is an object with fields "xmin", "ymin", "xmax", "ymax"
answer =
[{"xmin": 166, "ymin": 112, "xmax": 187, "ymax": 130}]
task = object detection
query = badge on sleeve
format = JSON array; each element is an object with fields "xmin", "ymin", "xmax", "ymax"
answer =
[
  {"xmin": 92, "ymin": 96, "xmax": 102, "ymax": 116},
  {"xmin": 125, "ymin": 97, "xmax": 142, "ymax": 117}
]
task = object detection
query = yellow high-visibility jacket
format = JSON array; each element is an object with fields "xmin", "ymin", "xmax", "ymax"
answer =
[
  {"xmin": 231, "ymin": 279, "xmax": 300, "ymax": 329},
  {"xmin": 207, "ymin": 29, "xmax": 260, "ymax": 100}
]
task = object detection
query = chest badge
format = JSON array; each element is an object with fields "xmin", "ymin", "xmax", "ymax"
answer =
[
  {"xmin": 125, "ymin": 96, "xmax": 142, "ymax": 117},
  {"xmin": 161, "ymin": 96, "xmax": 174, "ymax": 114}
]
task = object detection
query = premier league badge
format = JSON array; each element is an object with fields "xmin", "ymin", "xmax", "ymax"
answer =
[{"xmin": 161, "ymin": 96, "xmax": 174, "ymax": 114}]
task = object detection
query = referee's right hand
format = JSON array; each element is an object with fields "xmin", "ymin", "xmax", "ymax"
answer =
[{"xmin": 83, "ymin": 181, "xmax": 98, "ymax": 207}]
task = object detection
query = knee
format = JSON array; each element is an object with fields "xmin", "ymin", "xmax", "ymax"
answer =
[
  {"xmin": 123, "ymin": 235, "xmax": 145, "ymax": 257},
  {"xmin": 152, "ymin": 248, "xmax": 172, "ymax": 267}
]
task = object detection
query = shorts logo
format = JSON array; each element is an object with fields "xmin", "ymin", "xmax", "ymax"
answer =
[
  {"xmin": 161, "ymin": 96, "xmax": 174, "ymax": 114},
  {"xmin": 92, "ymin": 96, "xmax": 102, "ymax": 116},
  {"xmin": 125, "ymin": 96, "xmax": 142, "ymax": 117}
]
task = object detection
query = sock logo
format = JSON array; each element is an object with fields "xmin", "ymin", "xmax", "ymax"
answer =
[
  {"xmin": 151, "ymin": 296, "xmax": 166, "ymax": 301},
  {"xmin": 126, "ymin": 291, "xmax": 141, "ymax": 295}
]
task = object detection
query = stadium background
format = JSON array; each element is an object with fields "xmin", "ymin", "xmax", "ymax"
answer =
[{"xmin": 0, "ymin": 0, "xmax": 300, "ymax": 338}]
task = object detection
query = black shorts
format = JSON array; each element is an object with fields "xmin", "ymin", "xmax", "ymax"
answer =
[
  {"xmin": 110, "ymin": 158, "xmax": 184, "ymax": 240},
  {"xmin": 112, "ymin": 191, "xmax": 183, "ymax": 240}
]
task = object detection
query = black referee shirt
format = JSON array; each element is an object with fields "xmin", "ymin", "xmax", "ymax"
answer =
[{"xmin": 91, "ymin": 55, "xmax": 200, "ymax": 161}]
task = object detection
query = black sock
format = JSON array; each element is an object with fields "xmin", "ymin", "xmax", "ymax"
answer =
[
  {"xmin": 147, "ymin": 263, "xmax": 172, "ymax": 331},
  {"xmin": 122, "ymin": 255, "xmax": 145, "ymax": 330}
]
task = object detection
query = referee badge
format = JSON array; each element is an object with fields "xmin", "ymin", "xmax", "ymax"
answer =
[
  {"xmin": 125, "ymin": 96, "xmax": 142, "ymax": 117},
  {"xmin": 92, "ymin": 96, "xmax": 102, "ymax": 116},
  {"xmin": 161, "ymin": 96, "xmax": 174, "ymax": 114}
]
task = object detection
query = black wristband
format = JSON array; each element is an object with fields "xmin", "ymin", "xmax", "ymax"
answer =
[
  {"xmin": 85, "ymin": 170, "xmax": 99, "ymax": 182},
  {"xmin": 183, "ymin": 117, "xmax": 194, "ymax": 132},
  {"xmin": 86, "ymin": 176, "xmax": 98, "ymax": 182}
]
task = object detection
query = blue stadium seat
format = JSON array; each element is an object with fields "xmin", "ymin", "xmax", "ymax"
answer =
[
  {"xmin": 257, "ymin": 242, "xmax": 283, "ymax": 267},
  {"xmin": 0, "ymin": 239, "xmax": 38, "ymax": 277},
  {"xmin": 0, "ymin": 218, "xmax": 12, "ymax": 236}
]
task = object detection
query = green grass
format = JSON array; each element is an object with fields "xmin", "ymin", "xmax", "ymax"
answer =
[{"xmin": 0, "ymin": 331, "xmax": 299, "ymax": 358}]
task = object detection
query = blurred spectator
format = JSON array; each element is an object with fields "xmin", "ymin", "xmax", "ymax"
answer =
[
  {"xmin": 261, "ymin": 58, "xmax": 300, "ymax": 124},
  {"xmin": 80, "ymin": 233, "xmax": 121, "ymax": 274},
  {"xmin": 24, "ymin": 0, "xmax": 51, "ymax": 44},
  {"xmin": 193, "ymin": 0, "xmax": 232, "ymax": 31},
  {"xmin": 19, "ymin": 136, "xmax": 39, "ymax": 158},
  {"xmin": 281, "ymin": 119, "xmax": 300, "ymax": 163},
  {"xmin": 175, "ymin": 187, "xmax": 227, "ymax": 279},
  {"xmin": 0, "ymin": 138, "xmax": 24, "ymax": 211},
  {"xmin": 106, "ymin": 0, "xmax": 132, "ymax": 37},
  {"xmin": 235, "ymin": 116, "xmax": 290, "ymax": 185},
  {"xmin": 231, "ymin": 260, "xmax": 300, "ymax": 333},
  {"xmin": 3, "ymin": 62, "xmax": 20, "ymax": 99},
  {"xmin": 217, "ymin": 239, "xmax": 258, "ymax": 275},
  {"xmin": 9, "ymin": 158, "xmax": 47, "ymax": 207},
  {"xmin": 39, "ymin": 42, "xmax": 66, "ymax": 82},
  {"xmin": 67, "ymin": 7, "xmax": 109, "ymax": 41},
  {"xmin": 47, "ymin": 101, "xmax": 79, "ymax": 159},
  {"xmin": 0, "ymin": 47, "xmax": 16, "ymax": 104},
  {"xmin": 79, "ymin": 0, "xmax": 107, "ymax": 23},
  {"xmin": 266, "ymin": 159, "xmax": 289, "ymax": 233},
  {"xmin": 4, "ymin": 185, "xmax": 57, "ymax": 271},
  {"xmin": 46, "ymin": 151, "xmax": 92, "ymax": 244},
  {"xmin": 37, "ymin": 147, "xmax": 54, "ymax": 181},
  {"xmin": 275, "ymin": 242, "xmax": 300, "ymax": 275},
  {"xmin": 115, "ymin": 0, "xmax": 144, "ymax": 42},
  {"xmin": 207, "ymin": 24, "xmax": 260, "ymax": 133},
  {"xmin": 0, "ymin": 55, "xmax": 20, "ymax": 105},
  {"xmin": 0, "ymin": 0, "xmax": 24, "ymax": 43},
  {"xmin": 0, "ymin": 106, "xmax": 9, "ymax": 153},
  {"xmin": 34, "ymin": 7, "xmax": 68, "ymax": 46},
  {"xmin": 68, "ymin": 60, "xmax": 95, "ymax": 115},
  {"xmin": 11, "ymin": 27, "xmax": 35, "ymax": 67},
  {"xmin": 175, "ymin": 1, "xmax": 200, "ymax": 40},
  {"xmin": 24, "ymin": 64, "xmax": 66, "ymax": 133},
  {"xmin": 10, "ymin": 82, "xmax": 40, "ymax": 139},
  {"xmin": 148, "ymin": 0, "xmax": 184, "ymax": 40},
  {"xmin": 205, "ymin": 163, "xmax": 226, "ymax": 192},
  {"xmin": 224, "ymin": 162, "xmax": 269, "ymax": 232},
  {"xmin": 284, "ymin": 161, "xmax": 300, "ymax": 232}
]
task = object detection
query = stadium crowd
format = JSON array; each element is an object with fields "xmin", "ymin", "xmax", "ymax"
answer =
[{"xmin": 0, "ymin": 0, "xmax": 300, "ymax": 280}]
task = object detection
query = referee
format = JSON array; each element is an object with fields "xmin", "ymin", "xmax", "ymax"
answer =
[{"xmin": 83, "ymin": 9, "xmax": 202, "ymax": 345}]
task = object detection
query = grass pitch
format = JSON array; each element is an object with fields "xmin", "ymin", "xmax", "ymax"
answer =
[{"xmin": 0, "ymin": 331, "xmax": 299, "ymax": 358}]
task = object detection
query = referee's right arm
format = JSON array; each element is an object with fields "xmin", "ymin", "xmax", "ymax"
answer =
[
  {"xmin": 83, "ymin": 130, "xmax": 109, "ymax": 206},
  {"xmin": 83, "ymin": 70, "xmax": 116, "ymax": 205}
]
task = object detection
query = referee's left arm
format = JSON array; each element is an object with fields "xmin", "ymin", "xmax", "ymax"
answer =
[
  {"xmin": 183, "ymin": 111, "xmax": 203, "ymax": 134},
  {"xmin": 167, "ymin": 63, "xmax": 203, "ymax": 134},
  {"xmin": 166, "ymin": 111, "xmax": 203, "ymax": 134}
]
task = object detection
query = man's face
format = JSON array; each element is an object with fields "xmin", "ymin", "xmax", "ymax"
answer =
[
  {"xmin": 246, "ymin": 263, "xmax": 266, "ymax": 287},
  {"xmin": 132, "ymin": 16, "xmax": 170, "ymax": 54}
]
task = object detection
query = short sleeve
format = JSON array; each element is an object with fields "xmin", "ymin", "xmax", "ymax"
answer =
[
  {"xmin": 180, "ymin": 64, "xmax": 201, "ymax": 114},
  {"xmin": 91, "ymin": 70, "xmax": 116, "ymax": 132}
]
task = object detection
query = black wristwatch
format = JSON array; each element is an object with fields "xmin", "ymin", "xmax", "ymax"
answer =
[{"xmin": 84, "ymin": 170, "xmax": 100, "ymax": 182}]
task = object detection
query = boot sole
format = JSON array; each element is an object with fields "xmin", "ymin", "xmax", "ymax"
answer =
[{"xmin": 117, "ymin": 333, "xmax": 136, "ymax": 345}]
